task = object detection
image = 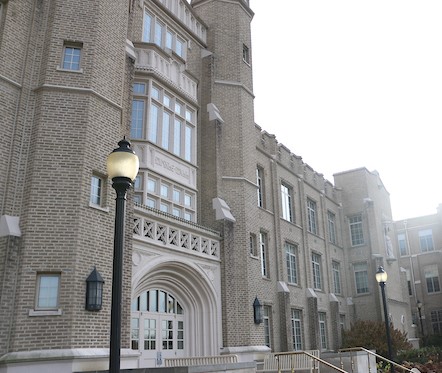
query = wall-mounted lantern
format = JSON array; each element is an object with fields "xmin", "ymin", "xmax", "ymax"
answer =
[
  {"xmin": 253, "ymin": 296, "xmax": 263, "ymax": 324},
  {"xmin": 86, "ymin": 267, "xmax": 104, "ymax": 311}
]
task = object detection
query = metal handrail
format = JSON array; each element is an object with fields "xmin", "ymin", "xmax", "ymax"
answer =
[
  {"xmin": 272, "ymin": 350, "xmax": 348, "ymax": 373},
  {"xmin": 338, "ymin": 347, "xmax": 421, "ymax": 373}
]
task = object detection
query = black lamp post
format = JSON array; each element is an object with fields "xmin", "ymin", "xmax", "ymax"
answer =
[
  {"xmin": 107, "ymin": 138, "xmax": 139, "ymax": 373},
  {"xmin": 376, "ymin": 266, "xmax": 394, "ymax": 373},
  {"xmin": 417, "ymin": 300, "xmax": 424, "ymax": 342}
]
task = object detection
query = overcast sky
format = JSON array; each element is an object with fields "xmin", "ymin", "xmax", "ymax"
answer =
[{"xmin": 250, "ymin": 0, "xmax": 442, "ymax": 221}]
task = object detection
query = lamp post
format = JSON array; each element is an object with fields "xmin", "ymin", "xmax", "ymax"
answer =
[
  {"xmin": 417, "ymin": 300, "xmax": 424, "ymax": 344},
  {"xmin": 107, "ymin": 138, "xmax": 139, "ymax": 373},
  {"xmin": 376, "ymin": 266, "xmax": 394, "ymax": 373}
]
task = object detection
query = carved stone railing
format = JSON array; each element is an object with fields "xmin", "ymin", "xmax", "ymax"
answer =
[
  {"xmin": 134, "ymin": 43, "xmax": 197, "ymax": 101},
  {"xmin": 133, "ymin": 204, "xmax": 220, "ymax": 260}
]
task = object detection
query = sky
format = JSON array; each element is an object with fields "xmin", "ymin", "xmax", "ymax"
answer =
[{"xmin": 250, "ymin": 0, "xmax": 442, "ymax": 221}]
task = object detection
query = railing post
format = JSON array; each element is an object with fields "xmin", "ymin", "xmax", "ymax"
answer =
[{"xmin": 367, "ymin": 350, "xmax": 372, "ymax": 373}]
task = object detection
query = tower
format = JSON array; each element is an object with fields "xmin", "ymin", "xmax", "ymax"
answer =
[{"xmin": 0, "ymin": 0, "xmax": 135, "ymax": 368}]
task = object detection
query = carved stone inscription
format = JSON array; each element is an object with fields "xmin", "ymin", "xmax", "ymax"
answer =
[{"xmin": 149, "ymin": 147, "xmax": 196, "ymax": 188}]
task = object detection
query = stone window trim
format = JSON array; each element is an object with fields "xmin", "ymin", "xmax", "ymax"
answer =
[
  {"xmin": 29, "ymin": 309, "xmax": 63, "ymax": 316},
  {"xmin": 57, "ymin": 41, "xmax": 84, "ymax": 73},
  {"xmin": 88, "ymin": 172, "xmax": 109, "ymax": 212},
  {"xmin": 242, "ymin": 44, "xmax": 250, "ymax": 65},
  {"xmin": 281, "ymin": 182, "xmax": 295, "ymax": 223},
  {"xmin": 30, "ymin": 273, "xmax": 62, "ymax": 316}
]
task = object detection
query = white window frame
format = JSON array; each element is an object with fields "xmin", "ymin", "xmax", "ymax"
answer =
[
  {"xmin": 263, "ymin": 305, "xmax": 272, "ymax": 348},
  {"xmin": 143, "ymin": 8, "xmax": 187, "ymax": 60},
  {"xmin": 327, "ymin": 211, "xmax": 337, "ymax": 244},
  {"xmin": 281, "ymin": 183, "xmax": 294, "ymax": 222},
  {"xmin": 285, "ymin": 243, "xmax": 298, "ymax": 285},
  {"xmin": 332, "ymin": 261, "xmax": 341, "ymax": 294},
  {"xmin": 312, "ymin": 253, "xmax": 322, "ymax": 290},
  {"xmin": 59, "ymin": 42, "xmax": 83, "ymax": 72},
  {"xmin": 431, "ymin": 310, "xmax": 442, "ymax": 334},
  {"xmin": 319, "ymin": 312, "xmax": 327, "ymax": 350},
  {"xmin": 29, "ymin": 273, "xmax": 62, "ymax": 316},
  {"xmin": 397, "ymin": 233, "xmax": 408, "ymax": 256},
  {"xmin": 130, "ymin": 99, "xmax": 145, "ymax": 139},
  {"xmin": 425, "ymin": 264, "xmax": 440, "ymax": 293},
  {"xmin": 260, "ymin": 232, "xmax": 269, "ymax": 278},
  {"xmin": 307, "ymin": 199, "xmax": 317, "ymax": 234},
  {"xmin": 140, "ymin": 173, "xmax": 196, "ymax": 222},
  {"xmin": 250, "ymin": 233, "xmax": 258, "ymax": 257},
  {"xmin": 419, "ymin": 229, "xmax": 434, "ymax": 252},
  {"xmin": 354, "ymin": 262, "xmax": 369, "ymax": 294},
  {"xmin": 349, "ymin": 214, "xmax": 364, "ymax": 246},
  {"xmin": 132, "ymin": 81, "xmax": 196, "ymax": 163},
  {"xmin": 256, "ymin": 167, "xmax": 264, "ymax": 208},
  {"xmin": 242, "ymin": 44, "xmax": 250, "ymax": 64},
  {"xmin": 291, "ymin": 309, "xmax": 303, "ymax": 351},
  {"xmin": 89, "ymin": 174, "xmax": 108, "ymax": 211}
]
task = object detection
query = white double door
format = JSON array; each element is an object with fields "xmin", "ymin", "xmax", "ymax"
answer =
[{"xmin": 135, "ymin": 312, "xmax": 185, "ymax": 367}]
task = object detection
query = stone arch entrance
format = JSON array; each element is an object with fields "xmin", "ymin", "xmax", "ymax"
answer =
[{"xmin": 132, "ymin": 257, "xmax": 220, "ymax": 367}]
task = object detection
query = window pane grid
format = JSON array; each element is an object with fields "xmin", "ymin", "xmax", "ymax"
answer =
[
  {"xmin": 291, "ymin": 309, "xmax": 303, "ymax": 350},
  {"xmin": 332, "ymin": 261, "xmax": 341, "ymax": 294},
  {"xmin": 328, "ymin": 211, "xmax": 336, "ymax": 244},
  {"xmin": 307, "ymin": 199, "xmax": 317, "ymax": 234},
  {"xmin": 139, "ymin": 173, "xmax": 196, "ymax": 222},
  {"xmin": 419, "ymin": 229, "xmax": 434, "ymax": 252},
  {"xmin": 37, "ymin": 275, "xmax": 59, "ymax": 309},
  {"xmin": 319, "ymin": 312, "xmax": 327, "ymax": 350},
  {"xmin": 130, "ymin": 81, "xmax": 196, "ymax": 163},
  {"xmin": 256, "ymin": 167, "xmax": 264, "ymax": 208},
  {"xmin": 312, "ymin": 253, "xmax": 322, "ymax": 290},
  {"xmin": 349, "ymin": 215, "xmax": 364, "ymax": 246},
  {"xmin": 281, "ymin": 184, "xmax": 293, "ymax": 222},
  {"xmin": 286, "ymin": 243, "xmax": 298, "ymax": 284},
  {"xmin": 260, "ymin": 232, "xmax": 269, "ymax": 278},
  {"xmin": 143, "ymin": 9, "xmax": 187, "ymax": 59},
  {"xmin": 90, "ymin": 176, "xmax": 102, "ymax": 205},
  {"xmin": 263, "ymin": 306, "xmax": 271, "ymax": 348},
  {"xmin": 62, "ymin": 47, "xmax": 81, "ymax": 70},
  {"xmin": 354, "ymin": 262, "xmax": 369, "ymax": 294}
]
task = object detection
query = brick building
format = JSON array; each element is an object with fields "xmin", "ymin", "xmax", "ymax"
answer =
[
  {"xmin": 0, "ymin": 0, "xmax": 432, "ymax": 372},
  {"xmin": 395, "ymin": 208, "xmax": 442, "ymax": 343}
]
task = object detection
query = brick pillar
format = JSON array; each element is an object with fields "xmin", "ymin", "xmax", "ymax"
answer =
[
  {"xmin": 0, "ymin": 236, "xmax": 21, "ymax": 355},
  {"xmin": 329, "ymin": 294, "xmax": 339, "ymax": 350},
  {"xmin": 277, "ymin": 282, "xmax": 291, "ymax": 351},
  {"xmin": 306, "ymin": 289, "xmax": 319, "ymax": 350}
]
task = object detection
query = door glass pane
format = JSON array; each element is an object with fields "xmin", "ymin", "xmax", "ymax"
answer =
[
  {"xmin": 140, "ymin": 292, "xmax": 148, "ymax": 311},
  {"xmin": 159, "ymin": 291, "xmax": 166, "ymax": 313},
  {"xmin": 162, "ymin": 320, "xmax": 173, "ymax": 349},
  {"xmin": 144, "ymin": 319, "xmax": 156, "ymax": 350},
  {"xmin": 131, "ymin": 318, "xmax": 139, "ymax": 350},
  {"xmin": 149, "ymin": 290, "xmax": 157, "ymax": 312},
  {"xmin": 177, "ymin": 320, "xmax": 184, "ymax": 349}
]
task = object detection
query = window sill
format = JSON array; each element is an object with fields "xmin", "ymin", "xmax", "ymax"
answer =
[
  {"xmin": 29, "ymin": 309, "xmax": 63, "ymax": 316},
  {"xmin": 89, "ymin": 202, "xmax": 109, "ymax": 212},
  {"xmin": 56, "ymin": 66, "xmax": 84, "ymax": 74}
]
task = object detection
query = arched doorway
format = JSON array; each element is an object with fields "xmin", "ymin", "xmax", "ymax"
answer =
[
  {"xmin": 131, "ymin": 289, "xmax": 185, "ymax": 366},
  {"xmin": 132, "ymin": 257, "xmax": 220, "ymax": 367}
]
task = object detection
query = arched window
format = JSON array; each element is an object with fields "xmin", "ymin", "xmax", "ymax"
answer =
[{"xmin": 131, "ymin": 289, "xmax": 185, "ymax": 360}]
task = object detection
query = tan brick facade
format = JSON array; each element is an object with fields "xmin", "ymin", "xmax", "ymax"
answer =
[{"xmin": 0, "ymin": 0, "xmax": 429, "ymax": 371}]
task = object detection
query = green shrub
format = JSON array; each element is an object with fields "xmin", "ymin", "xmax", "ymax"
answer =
[
  {"xmin": 425, "ymin": 334, "xmax": 442, "ymax": 347},
  {"xmin": 397, "ymin": 346, "xmax": 442, "ymax": 365},
  {"xmin": 341, "ymin": 320, "xmax": 412, "ymax": 358}
]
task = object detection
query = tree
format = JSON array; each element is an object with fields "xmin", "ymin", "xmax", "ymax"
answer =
[{"xmin": 342, "ymin": 320, "xmax": 412, "ymax": 358}]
